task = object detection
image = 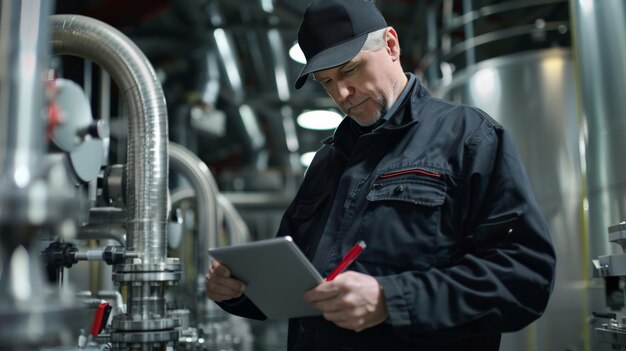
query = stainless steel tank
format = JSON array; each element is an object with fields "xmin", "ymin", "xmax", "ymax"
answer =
[
  {"xmin": 433, "ymin": 48, "xmax": 584, "ymax": 350},
  {"xmin": 422, "ymin": 0, "xmax": 583, "ymax": 348}
]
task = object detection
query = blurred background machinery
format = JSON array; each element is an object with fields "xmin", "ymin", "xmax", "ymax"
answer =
[{"xmin": 1, "ymin": 0, "xmax": 625, "ymax": 350}]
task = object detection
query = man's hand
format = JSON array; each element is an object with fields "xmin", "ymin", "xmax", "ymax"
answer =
[
  {"xmin": 304, "ymin": 271, "xmax": 388, "ymax": 332},
  {"xmin": 204, "ymin": 259, "xmax": 246, "ymax": 302}
]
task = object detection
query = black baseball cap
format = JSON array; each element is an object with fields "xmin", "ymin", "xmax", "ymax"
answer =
[{"xmin": 294, "ymin": 0, "xmax": 387, "ymax": 89}]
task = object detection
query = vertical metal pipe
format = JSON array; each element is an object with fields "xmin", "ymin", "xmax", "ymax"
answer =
[
  {"xmin": 426, "ymin": 4, "xmax": 438, "ymax": 84},
  {"xmin": 0, "ymin": 0, "xmax": 49, "ymax": 224},
  {"xmin": 169, "ymin": 142, "xmax": 221, "ymax": 322},
  {"xmin": 461, "ymin": 0, "xmax": 476, "ymax": 66},
  {"xmin": 571, "ymin": 1, "xmax": 626, "ymax": 349},
  {"xmin": 51, "ymin": 15, "xmax": 169, "ymax": 264},
  {"xmin": 51, "ymin": 16, "xmax": 179, "ymax": 347},
  {"xmin": 0, "ymin": 2, "xmax": 85, "ymax": 349},
  {"xmin": 169, "ymin": 142, "xmax": 220, "ymax": 254},
  {"xmin": 571, "ymin": 0, "xmax": 626, "ymax": 262}
]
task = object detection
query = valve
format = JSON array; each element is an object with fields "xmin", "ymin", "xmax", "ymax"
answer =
[{"xmin": 41, "ymin": 242, "xmax": 139, "ymax": 283}]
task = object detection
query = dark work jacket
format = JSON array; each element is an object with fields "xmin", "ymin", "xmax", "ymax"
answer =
[{"xmin": 218, "ymin": 74, "xmax": 556, "ymax": 351}]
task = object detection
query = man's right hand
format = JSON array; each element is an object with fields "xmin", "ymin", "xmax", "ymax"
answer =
[{"xmin": 204, "ymin": 259, "xmax": 246, "ymax": 302}]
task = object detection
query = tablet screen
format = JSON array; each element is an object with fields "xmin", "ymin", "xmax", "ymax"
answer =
[{"xmin": 208, "ymin": 235, "xmax": 323, "ymax": 319}]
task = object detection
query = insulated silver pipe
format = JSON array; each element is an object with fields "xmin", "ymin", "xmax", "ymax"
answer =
[
  {"xmin": 51, "ymin": 16, "xmax": 179, "ymax": 347},
  {"xmin": 217, "ymin": 193, "xmax": 250, "ymax": 245},
  {"xmin": 169, "ymin": 188, "xmax": 250, "ymax": 246},
  {"xmin": 77, "ymin": 223, "xmax": 126, "ymax": 246},
  {"xmin": 169, "ymin": 142, "xmax": 220, "ymax": 265},
  {"xmin": 169, "ymin": 186, "xmax": 250, "ymax": 324},
  {"xmin": 51, "ymin": 15, "xmax": 169, "ymax": 264},
  {"xmin": 168, "ymin": 142, "xmax": 221, "ymax": 324}
]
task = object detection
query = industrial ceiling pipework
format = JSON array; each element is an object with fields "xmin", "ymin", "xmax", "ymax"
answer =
[
  {"xmin": 422, "ymin": 0, "xmax": 581, "ymax": 350},
  {"xmin": 44, "ymin": 12, "xmax": 253, "ymax": 351},
  {"xmin": 51, "ymin": 14, "xmax": 181, "ymax": 349}
]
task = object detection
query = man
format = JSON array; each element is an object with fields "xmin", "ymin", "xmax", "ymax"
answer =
[{"xmin": 205, "ymin": 0, "xmax": 556, "ymax": 350}]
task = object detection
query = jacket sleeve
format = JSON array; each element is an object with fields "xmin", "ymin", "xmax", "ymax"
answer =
[
  {"xmin": 376, "ymin": 120, "xmax": 556, "ymax": 336},
  {"xmin": 215, "ymin": 295, "xmax": 267, "ymax": 320}
]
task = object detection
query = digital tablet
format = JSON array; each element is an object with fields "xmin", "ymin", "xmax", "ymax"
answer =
[{"xmin": 208, "ymin": 235, "xmax": 323, "ymax": 319}]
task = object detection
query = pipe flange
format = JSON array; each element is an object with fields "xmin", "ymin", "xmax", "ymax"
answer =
[
  {"xmin": 110, "ymin": 329, "xmax": 180, "ymax": 343},
  {"xmin": 113, "ymin": 262, "xmax": 181, "ymax": 273},
  {"xmin": 112, "ymin": 317, "xmax": 179, "ymax": 331},
  {"xmin": 112, "ymin": 261, "xmax": 182, "ymax": 282},
  {"xmin": 112, "ymin": 271, "xmax": 181, "ymax": 282}
]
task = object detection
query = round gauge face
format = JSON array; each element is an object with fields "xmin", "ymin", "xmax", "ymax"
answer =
[{"xmin": 50, "ymin": 78, "xmax": 94, "ymax": 152}]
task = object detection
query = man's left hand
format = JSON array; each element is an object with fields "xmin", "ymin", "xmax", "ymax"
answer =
[{"xmin": 304, "ymin": 271, "xmax": 388, "ymax": 332}]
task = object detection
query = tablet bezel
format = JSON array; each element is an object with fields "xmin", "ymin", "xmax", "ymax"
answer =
[{"xmin": 208, "ymin": 235, "xmax": 323, "ymax": 319}]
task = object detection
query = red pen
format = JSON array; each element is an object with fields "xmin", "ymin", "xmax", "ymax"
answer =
[{"xmin": 325, "ymin": 241, "xmax": 367, "ymax": 281}]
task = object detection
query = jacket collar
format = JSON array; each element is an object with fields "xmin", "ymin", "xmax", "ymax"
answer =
[{"xmin": 323, "ymin": 73, "xmax": 432, "ymax": 147}]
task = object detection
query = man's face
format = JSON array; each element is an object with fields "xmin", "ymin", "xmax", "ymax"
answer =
[{"xmin": 313, "ymin": 49, "xmax": 399, "ymax": 127}]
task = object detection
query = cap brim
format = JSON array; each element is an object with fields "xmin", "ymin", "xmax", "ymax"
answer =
[{"xmin": 294, "ymin": 34, "xmax": 368, "ymax": 89}]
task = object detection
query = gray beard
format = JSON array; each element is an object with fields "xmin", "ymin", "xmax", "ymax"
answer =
[
  {"xmin": 358, "ymin": 96, "xmax": 388, "ymax": 127},
  {"xmin": 378, "ymin": 100, "xmax": 389, "ymax": 121}
]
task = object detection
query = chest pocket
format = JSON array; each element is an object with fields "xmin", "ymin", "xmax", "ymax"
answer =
[
  {"xmin": 368, "ymin": 167, "xmax": 445, "ymax": 204},
  {"xmin": 366, "ymin": 178, "xmax": 445, "ymax": 205},
  {"xmin": 358, "ymin": 168, "xmax": 447, "ymax": 273}
]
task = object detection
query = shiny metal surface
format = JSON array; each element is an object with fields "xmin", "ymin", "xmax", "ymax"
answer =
[
  {"xmin": 217, "ymin": 193, "xmax": 251, "ymax": 245},
  {"xmin": 88, "ymin": 207, "xmax": 126, "ymax": 224},
  {"xmin": 113, "ymin": 261, "xmax": 182, "ymax": 273},
  {"xmin": 110, "ymin": 330, "xmax": 180, "ymax": 343},
  {"xmin": 77, "ymin": 223, "xmax": 126, "ymax": 246},
  {"xmin": 112, "ymin": 272, "xmax": 181, "ymax": 283},
  {"xmin": 572, "ymin": 0, "xmax": 626, "ymax": 270},
  {"xmin": 423, "ymin": 0, "xmax": 569, "ymax": 86},
  {"xmin": 571, "ymin": 1, "xmax": 626, "ymax": 350},
  {"xmin": 112, "ymin": 261, "xmax": 182, "ymax": 283},
  {"xmin": 51, "ymin": 15, "xmax": 169, "ymax": 264},
  {"xmin": 102, "ymin": 164, "xmax": 125, "ymax": 207},
  {"xmin": 0, "ymin": 0, "xmax": 79, "ymax": 225},
  {"xmin": 0, "ymin": 291, "xmax": 90, "ymax": 350},
  {"xmin": 0, "ymin": 0, "xmax": 47, "ymax": 219},
  {"xmin": 168, "ymin": 188, "xmax": 252, "ymax": 245},
  {"xmin": 0, "ymin": 227, "xmax": 88, "ymax": 350},
  {"xmin": 50, "ymin": 15, "xmax": 180, "ymax": 349},
  {"xmin": 168, "ymin": 142, "xmax": 223, "ymax": 325},
  {"xmin": 111, "ymin": 259, "xmax": 181, "ymax": 328},
  {"xmin": 0, "ymin": 2, "xmax": 85, "ymax": 350},
  {"xmin": 49, "ymin": 78, "xmax": 94, "ymax": 153},
  {"xmin": 126, "ymin": 283, "xmax": 167, "ymax": 322},
  {"xmin": 112, "ymin": 316, "xmax": 179, "ymax": 331},
  {"xmin": 169, "ymin": 142, "xmax": 220, "ymax": 262},
  {"xmin": 434, "ymin": 48, "xmax": 584, "ymax": 350},
  {"xmin": 595, "ymin": 326, "xmax": 626, "ymax": 347}
]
